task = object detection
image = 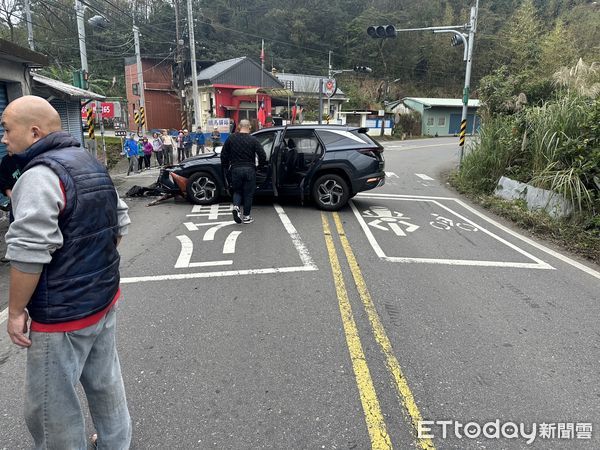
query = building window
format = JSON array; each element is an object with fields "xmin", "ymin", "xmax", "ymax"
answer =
[
  {"xmin": 132, "ymin": 83, "xmax": 139, "ymax": 96},
  {"xmin": 427, "ymin": 116, "xmax": 434, "ymax": 126},
  {"xmin": 438, "ymin": 116, "xmax": 446, "ymax": 126}
]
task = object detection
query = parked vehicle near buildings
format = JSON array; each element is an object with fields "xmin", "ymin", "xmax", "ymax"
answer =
[{"xmin": 155, "ymin": 125, "xmax": 385, "ymax": 211}]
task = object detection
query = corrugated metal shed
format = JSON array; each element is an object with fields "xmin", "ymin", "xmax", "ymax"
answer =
[
  {"xmin": 32, "ymin": 74, "xmax": 105, "ymax": 100},
  {"xmin": 196, "ymin": 57, "xmax": 282, "ymax": 88},
  {"xmin": 50, "ymin": 99, "xmax": 84, "ymax": 144}
]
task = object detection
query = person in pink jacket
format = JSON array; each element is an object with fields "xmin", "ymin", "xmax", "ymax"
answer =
[{"xmin": 142, "ymin": 136, "xmax": 153, "ymax": 170}]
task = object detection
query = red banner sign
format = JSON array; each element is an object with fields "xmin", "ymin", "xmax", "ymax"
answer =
[{"xmin": 81, "ymin": 102, "xmax": 115, "ymax": 119}]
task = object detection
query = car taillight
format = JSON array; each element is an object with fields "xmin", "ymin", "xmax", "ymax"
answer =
[{"xmin": 357, "ymin": 148, "xmax": 383, "ymax": 159}]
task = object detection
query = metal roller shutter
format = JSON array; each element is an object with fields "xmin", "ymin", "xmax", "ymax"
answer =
[
  {"xmin": 50, "ymin": 99, "xmax": 84, "ymax": 145},
  {"xmin": 0, "ymin": 82, "xmax": 8, "ymax": 159}
]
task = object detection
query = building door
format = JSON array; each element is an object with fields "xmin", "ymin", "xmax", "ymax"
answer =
[{"xmin": 449, "ymin": 113, "xmax": 480, "ymax": 135}]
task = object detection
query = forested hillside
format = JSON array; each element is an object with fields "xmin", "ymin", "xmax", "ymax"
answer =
[{"xmin": 1, "ymin": 0, "xmax": 598, "ymax": 104}]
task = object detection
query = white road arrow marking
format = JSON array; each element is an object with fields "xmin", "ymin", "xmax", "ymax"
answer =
[{"xmin": 385, "ymin": 171, "xmax": 399, "ymax": 178}]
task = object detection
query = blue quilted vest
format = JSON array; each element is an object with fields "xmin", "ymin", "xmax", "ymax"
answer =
[{"xmin": 16, "ymin": 132, "xmax": 120, "ymax": 324}]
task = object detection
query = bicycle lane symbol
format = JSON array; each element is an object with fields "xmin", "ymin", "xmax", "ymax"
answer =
[
  {"xmin": 429, "ymin": 213, "xmax": 479, "ymax": 232},
  {"xmin": 362, "ymin": 206, "xmax": 420, "ymax": 237},
  {"xmin": 362, "ymin": 207, "xmax": 480, "ymax": 237},
  {"xmin": 351, "ymin": 198, "xmax": 554, "ymax": 269}
]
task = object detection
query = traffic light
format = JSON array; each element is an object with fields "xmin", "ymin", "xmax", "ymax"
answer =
[
  {"xmin": 354, "ymin": 66, "xmax": 373, "ymax": 73},
  {"xmin": 451, "ymin": 34, "xmax": 465, "ymax": 47},
  {"xmin": 367, "ymin": 25, "xmax": 397, "ymax": 39}
]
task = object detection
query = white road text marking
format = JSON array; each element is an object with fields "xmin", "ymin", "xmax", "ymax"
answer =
[
  {"xmin": 223, "ymin": 231, "xmax": 242, "ymax": 254},
  {"xmin": 415, "ymin": 173, "xmax": 434, "ymax": 181},
  {"xmin": 122, "ymin": 203, "xmax": 317, "ymax": 283}
]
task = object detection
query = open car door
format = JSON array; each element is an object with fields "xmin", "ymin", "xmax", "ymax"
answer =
[
  {"xmin": 276, "ymin": 129, "xmax": 324, "ymax": 200},
  {"xmin": 254, "ymin": 130, "xmax": 280, "ymax": 194}
]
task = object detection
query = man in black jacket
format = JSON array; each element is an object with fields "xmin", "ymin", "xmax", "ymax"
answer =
[{"xmin": 220, "ymin": 119, "xmax": 267, "ymax": 223}]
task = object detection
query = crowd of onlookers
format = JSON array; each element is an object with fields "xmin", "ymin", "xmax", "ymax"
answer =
[{"xmin": 122, "ymin": 127, "xmax": 223, "ymax": 176}]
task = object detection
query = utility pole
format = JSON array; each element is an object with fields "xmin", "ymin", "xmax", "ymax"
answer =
[
  {"xmin": 133, "ymin": 24, "xmax": 146, "ymax": 135},
  {"xmin": 458, "ymin": 0, "xmax": 479, "ymax": 166},
  {"xmin": 260, "ymin": 39, "xmax": 265, "ymax": 88},
  {"xmin": 75, "ymin": 0, "xmax": 97, "ymax": 160},
  {"xmin": 24, "ymin": 0, "xmax": 34, "ymax": 50},
  {"xmin": 75, "ymin": 0, "xmax": 88, "ymax": 72},
  {"xmin": 186, "ymin": 0, "xmax": 201, "ymax": 130},
  {"xmin": 318, "ymin": 78, "xmax": 323, "ymax": 125},
  {"xmin": 174, "ymin": 0, "xmax": 186, "ymax": 129},
  {"xmin": 327, "ymin": 50, "xmax": 332, "ymax": 116}
]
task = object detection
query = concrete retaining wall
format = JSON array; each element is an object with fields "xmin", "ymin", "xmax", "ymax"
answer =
[{"xmin": 494, "ymin": 176, "xmax": 573, "ymax": 218}]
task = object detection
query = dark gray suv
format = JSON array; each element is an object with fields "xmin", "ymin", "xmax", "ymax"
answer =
[{"xmin": 159, "ymin": 124, "xmax": 385, "ymax": 211}]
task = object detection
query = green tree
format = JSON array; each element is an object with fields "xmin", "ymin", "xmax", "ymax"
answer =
[
  {"xmin": 499, "ymin": 0, "xmax": 542, "ymax": 74},
  {"xmin": 538, "ymin": 19, "xmax": 578, "ymax": 76}
]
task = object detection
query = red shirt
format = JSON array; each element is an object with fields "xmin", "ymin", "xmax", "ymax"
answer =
[{"xmin": 30, "ymin": 289, "xmax": 121, "ymax": 332}]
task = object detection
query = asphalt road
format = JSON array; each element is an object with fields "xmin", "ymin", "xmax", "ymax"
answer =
[{"xmin": 1, "ymin": 137, "xmax": 600, "ymax": 449}]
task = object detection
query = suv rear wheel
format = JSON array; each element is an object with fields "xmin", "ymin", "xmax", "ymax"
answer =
[
  {"xmin": 186, "ymin": 171, "xmax": 220, "ymax": 205},
  {"xmin": 312, "ymin": 174, "xmax": 350, "ymax": 211}
]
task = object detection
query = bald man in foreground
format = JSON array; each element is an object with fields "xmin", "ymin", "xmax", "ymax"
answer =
[{"xmin": 2, "ymin": 96, "xmax": 132, "ymax": 449}]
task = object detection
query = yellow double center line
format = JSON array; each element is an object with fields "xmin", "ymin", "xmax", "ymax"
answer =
[{"xmin": 321, "ymin": 212, "xmax": 435, "ymax": 450}]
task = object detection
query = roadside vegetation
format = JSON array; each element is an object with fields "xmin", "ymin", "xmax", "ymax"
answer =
[
  {"xmin": 451, "ymin": 60, "xmax": 600, "ymax": 263},
  {"xmin": 100, "ymin": 137, "xmax": 125, "ymax": 170}
]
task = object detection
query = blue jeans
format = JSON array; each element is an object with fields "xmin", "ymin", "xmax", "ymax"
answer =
[
  {"xmin": 25, "ymin": 306, "xmax": 132, "ymax": 450},
  {"xmin": 231, "ymin": 166, "xmax": 256, "ymax": 216}
]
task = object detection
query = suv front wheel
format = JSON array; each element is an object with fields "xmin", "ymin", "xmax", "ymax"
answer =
[
  {"xmin": 186, "ymin": 171, "xmax": 221, "ymax": 205},
  {"xmin": 312, "ymin": 174, "xmax": 350, "ymax": 211}
]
